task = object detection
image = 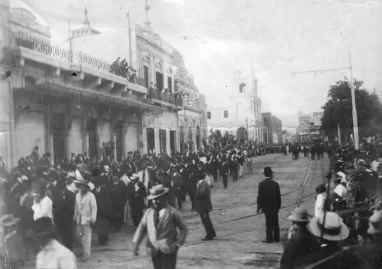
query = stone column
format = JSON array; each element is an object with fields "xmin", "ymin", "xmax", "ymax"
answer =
[
  {"xmin": 0, "ymin": 79, "xmax": 15, "ymax": 169},
  {"xmin": 110, "ymin": 121, "xmax": 117, "ymax": 159},
  {"xmin": 81, "ymin": 116, "xmax": 88, "ymax": 156},
  {"xmin": 45, "ymin": 100, "xmax": 53, "ymax": 165},
  {"xmin": 122, "ymin": 121, "xmax": 128, "ymax": 159},
  {"xmin": 150, "ymin": 54, "xmax": 156, "ymax": 85}
]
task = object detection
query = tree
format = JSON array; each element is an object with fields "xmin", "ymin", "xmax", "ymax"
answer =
[{"xmin": 321, "ymin": 79, "xmax": 382, "ymax": 139}]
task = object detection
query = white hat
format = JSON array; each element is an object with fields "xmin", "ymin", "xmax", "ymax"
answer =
[
  {"xmin": 130, "ymin": 173, "xmax": 139, "ymax": 180},
  {"xmin": 367, "ymin": 210, "xmax": 382, "ymax": 234},
  {"xmin": 147, "ymin": 184, "xmax": 169, "ymax": 200},
  {"xmin": 307, "ymin": 212, "xmax": 349, "ymax": 241}
]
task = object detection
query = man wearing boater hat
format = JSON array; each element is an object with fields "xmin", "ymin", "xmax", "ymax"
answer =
[
  {"xmin": 132, "ymin": 185, "xmax": 188, "ymax": 269},
  {"xmin": 257, "ymin": 167, "xmax": 281, "ymax": 243},
  {"xmin": 299, "ymin": 212, "xmax": 360, "ymax": 269}
]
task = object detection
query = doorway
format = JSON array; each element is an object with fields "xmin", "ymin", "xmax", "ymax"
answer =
[
  {"xmin": 156, "ymin": 72, "xmax": 164, "ymax": 91},
  {"xmin": 87, "ymin": 118, "xmax": 98, "ymax": 158},
  {"xmin": 52, "ymin": 114, "xmax": 66, "ymax": 164},
  {"xmin": 115, "ymin": 121, "xmax": 124, "ymax": 161},
  {"xmin": 159, "ymin": 129, "xmax": 166, "ymax": 154},
  {"xmin": 147, "ymin": 128, "xmax": 155, "ymax": 153},
  {"xmin": 170, "ymin": 130, "xmax": 176, "ymax": 153}
]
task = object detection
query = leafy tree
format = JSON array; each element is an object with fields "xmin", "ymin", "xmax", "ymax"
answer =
[{"xmin": 321, "ymin": 79, "xmax": 382, "ymax": 139}]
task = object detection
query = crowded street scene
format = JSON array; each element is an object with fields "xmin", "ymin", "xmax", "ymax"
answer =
[{"xmin": 1, "ymin": 0, "xmax": 382, "ymax": 269}]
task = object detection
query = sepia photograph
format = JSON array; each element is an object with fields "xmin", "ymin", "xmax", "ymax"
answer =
[{"xmin": 0, "ymin": 0, "xmax": 381, "ymax": 268}]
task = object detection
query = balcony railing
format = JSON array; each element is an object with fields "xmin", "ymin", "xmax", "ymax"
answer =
[
  {"xmin": 4, "ymin": 28, "xmax": 142, "ymax": 86},
  {"xmin": 146, "ymin": 87, "xmax": 204, "ymax": 110}
]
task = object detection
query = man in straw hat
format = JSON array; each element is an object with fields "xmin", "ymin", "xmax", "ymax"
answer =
[
  {"xmin": 280, "ymin": 208, "xmax": 319, "ymax": 269},
  {"xmin": 132, "ymin": 184, "xmax": 188, "ymax": 269},
  {"xmin": 257, "ymin": 167, "xmax": 281, "ymax": 243},
  {"xmin": 73, "ymin": 178, "xmax": 97, "ymax": 261},
  {"xmin": 298, "ymin": 212, "xmax": 360, "ymax": 269},
  {"xmin": 33, "ymin": 217, "xmax": 77, "ymax": 269}
]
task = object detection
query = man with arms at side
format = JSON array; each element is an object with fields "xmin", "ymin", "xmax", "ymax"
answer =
[{"xmin": 257, "ymin": 167, "xmax": 281, "ymax": 243}]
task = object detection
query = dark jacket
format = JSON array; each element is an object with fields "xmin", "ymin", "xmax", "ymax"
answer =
[
  {"xmin": 194, "ymin": 180, "xmax": 212, "ymax": 213},
  {"xmin": 257, "ymin": 177, "xmax": 281, "ymax": 213},
  {"xmin": 219, "ymin": 162, "xmax": 229, "ymax": 176},
  {"xmin": 94, "ymin": 184, "xmax": 112, "ymax": 218},
  {"xmin": 109, "ymin": 180, "xmax": 128, "ymax": 207},
  {"xmin": 127, "ymin": 181, "xmax": 146, "ymax": 214},
  {"xmin": 280, "ymin": 229, "xmax": 320, "ymax": 269},
  {"xmin": 299, "ymin": 243, "xmax": 360, "ymax": 269},
  {"xmin": 57, "ymin": 188, "xmax": 75, "ymax": 222}
]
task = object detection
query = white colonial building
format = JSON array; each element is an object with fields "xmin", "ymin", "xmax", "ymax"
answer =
[
  {"xmin": 207, "ymin": 70, "xmax": 264, "ymax": 142},
  {"xmin": 0, "ymin": 0, "xmax": 207, "ymax": 169}
]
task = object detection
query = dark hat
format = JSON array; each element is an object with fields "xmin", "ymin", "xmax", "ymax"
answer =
[
  {"xmin": 315, "ymin": 184, "xmax": 326, "ymax": 194},
  {"xmin": 92, "ymin": 168, "xmax": 100, "ymax": 177},
  {"xmin": 31, "ymin": 217, "xmax": 56, "ymax": 238},
  {"xmin": 263, "ymin": 167, "xmax": 273, "ymax": 176}
]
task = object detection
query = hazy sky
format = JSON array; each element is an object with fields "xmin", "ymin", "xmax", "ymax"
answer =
[{"xmin": 21, "ymin": 0, "xmax": 382, "ymax": 127}]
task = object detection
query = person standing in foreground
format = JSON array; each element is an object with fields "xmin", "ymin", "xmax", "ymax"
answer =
[
  {"xmin": 194, "ymin": 171, "xmax": 216, "ymax": 241},
  {"xmin": 73, "ymin": 178, "xmax": 97, "ymax": 261},
  {"xmin": 132, "ymin": 185, "xmax": 188, "ymax": 269},
  {"xmin": 34, "ymin": 217, "xmax": 77, "ymax": 269},
  {"xmin": 257, "ymin": 167, "xmax": 281, "ymax": 243}
]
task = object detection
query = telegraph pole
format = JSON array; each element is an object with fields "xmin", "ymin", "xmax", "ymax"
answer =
[
  {"xmin": 348, "ymin": 52, "xmax": 359, "ymax": 150},
  {"xmin": 291, "ymin": 53, "xmax": 359, "ymax": 150}
]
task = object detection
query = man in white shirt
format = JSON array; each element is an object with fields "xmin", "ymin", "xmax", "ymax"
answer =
[
  {"xmin": 31, "ymin": 179, "xmax": 53, "ymax": 221},
  {"xmin": 73, "ymin": 179, "xmax": 97, "ymax": 261},
  {"xmin": 371, "ymin": 156, "xmax": 380, "ymax": 174},
  {"xmin": 34, "ymin": 217, "xmax": 77, "ymax": 269}
]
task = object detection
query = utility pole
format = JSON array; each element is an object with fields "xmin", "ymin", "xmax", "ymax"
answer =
[
  {"xmin": 349, "ymin": 52, "xmax": 359, "ymax": 150},
  {"xmin": 291, "ymin": 53, "xmax": 359, "ymax": 149},
  {"xmin": 126, "ymin": 10, "xmax": 133, "ymax": 66}
]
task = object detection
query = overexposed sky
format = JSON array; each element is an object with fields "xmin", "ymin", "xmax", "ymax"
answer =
[{"xmin": 21, "ymin": 0, "xmax": 382, "ymax": 127}]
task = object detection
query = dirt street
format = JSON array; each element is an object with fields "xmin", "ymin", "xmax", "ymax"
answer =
[{"xmin": 72, "ymin": 153, "xmax": 329, "ymax": 269}]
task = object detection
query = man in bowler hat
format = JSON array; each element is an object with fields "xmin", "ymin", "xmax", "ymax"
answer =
[{"xmin": 257, "ymin": 167, "xmax": 281, "ymax": 243}]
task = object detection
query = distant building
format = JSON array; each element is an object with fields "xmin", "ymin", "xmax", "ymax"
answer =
[
  {"xmin": 207, "ymin": 70, "xmax": 264, "ymax": 142},
  {"xmin": 297, "ymin": 111, "xmax": 323, "ymax": 142},
  {"xmin": 262, "ymin": 113, "xmax": 282, "ymax": 144}
]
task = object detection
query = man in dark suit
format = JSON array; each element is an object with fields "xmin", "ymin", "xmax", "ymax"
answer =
[
  {"xmin": 127, "ymin": 174, "xmax": 146, "ymax": 228},
  {"xmin": 220, "ymin": 156, "xmax": 229, "ymax": 189},
  {"xmin": 257, "ymin": 167, "xmax": 281, "ymax": 243},
  {"xmin": 194, "ymin": 172, "xmax": 216, "ymax": 241},
  {"xmin": 56, "ymin": 177, "xmax": 76, "ymax": 250}
]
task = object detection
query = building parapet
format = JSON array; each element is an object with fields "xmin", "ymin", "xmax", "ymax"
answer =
[{"xmin": 3, "ymin": 28, "xmax": 147, "ymax": 95}]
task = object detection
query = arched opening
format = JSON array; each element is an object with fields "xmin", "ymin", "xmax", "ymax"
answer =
[
  {"xmin": 237, "ymin": 127, "xmax": 248, "ymax": 144},
  {"xmin": 25, "ymin": 76, "xmax": 36, "ymax": 88},
  {"xmin": 196, "ymin": 126, "xmax": 201, "ymax": 150},
  {"xmin": 239, "ymin": 83, "xmax": 246, "ymax": 93}
]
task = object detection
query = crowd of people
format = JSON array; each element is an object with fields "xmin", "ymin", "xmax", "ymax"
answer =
[
  {"xmin": 0, "ymin": 141, "xmax": 260, "ymax": 269},
  {"xmin": 0, "ymin": 138, "xmax": 381, "ymax": 269},
  {"xmin": 109, "ymin": 57, "xmax": 136, "ymax": 83},
  {"xmin": 279, "ymin": 140, "xmax": 382, "ymax": 269}
]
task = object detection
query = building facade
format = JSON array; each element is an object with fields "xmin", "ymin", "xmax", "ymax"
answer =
[
  {"xmin": 262, "ymin": 112, "xmax": 283, "ymax": 144},
  {"xmin": 0, "ymin": 0, "xmax": 207, "ymax": 169},
  {"xmin": 207, "ymin": 71, "xmax": 264, "ymax": 142}
]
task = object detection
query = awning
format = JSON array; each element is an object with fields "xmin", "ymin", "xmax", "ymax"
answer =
[{"xmin": 13, "ymin": 81, "xmax": 165, "ymax": 113}]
